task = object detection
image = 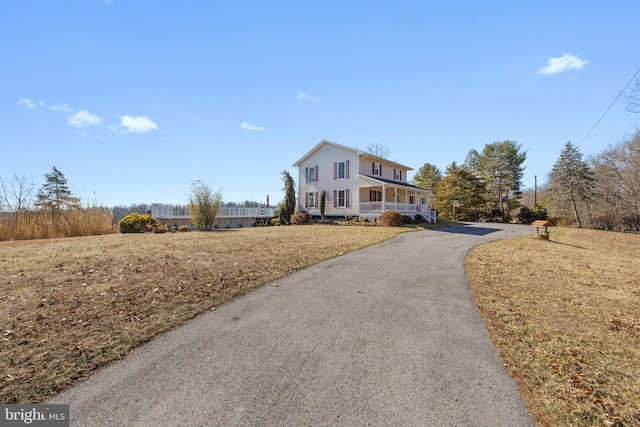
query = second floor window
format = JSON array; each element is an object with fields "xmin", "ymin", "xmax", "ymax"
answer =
[
  {"xmin": 394, "ymin": 169, "xmax": 402, "ymax": 180},
  {"xmin": 334, "ymin": 160, "xmax": 350, "ymax": 179},
  {"xmin": 306, "ymin": 166, "xmax": 318, "ymax": 182},
  {"xmin": 372, "ymin": 162, "xmax": 381, "ymax": 176}
]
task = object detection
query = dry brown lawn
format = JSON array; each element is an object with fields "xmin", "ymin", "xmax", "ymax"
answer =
[
  {"xmin": 1, "ymin": 225, "xmax": 407, "ymax": 404},
  {"xmin": 467, "ymin": 227, "xmax": 640, "ymax": 426}
]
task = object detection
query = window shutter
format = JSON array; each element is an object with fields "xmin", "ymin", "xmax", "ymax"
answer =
[
  {"xmin": 400, "ymin": 170, "xmax": 402, "ymax": 181},
  {"xmin": 333, "ymin": 190, "xmax": 337, "ymax": 208},
  {"xmin": 380, "ymin": 165, "xmax": 382, "ymax": 176},
  {"xmin": 334, "ymin": 162, "xmax": 337, "ymax": 180},
  {"xmin": 345, "ymin": 160, "xmax": 349, "ymax": 178},
  {"xmin": 346, "ymin": 189, "xmax": 350, "ymax": 207},
  {"xmin": 315, "ymin": 192, "xmax": 319, "ymax": 208},
  {"xmin": 305, "ymin": 193, "xmax": 308, "ymax": 209},
  {"xmin": 315, "ymin": 165, "xmax": 319, "ymax": 182},
  {"xmin": 369, "ymin": 189, "xmax": 372, "ymax": 201},
  {"xmin": 372, "ymin": 162, "xmax": 374, "ymax": 174},
  {"xmin": 305, "ymin": 167, "xmax": 309, "ymax": 183},
  {"xmin": 394, "ymin": 168, "xmax": 396, "ymax": 180}
]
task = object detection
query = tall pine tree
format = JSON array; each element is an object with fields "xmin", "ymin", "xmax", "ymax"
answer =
[
  {"xmin": 548, "ymin": 141, "xmax": 594, "ymax": 228},
  {"xmin": 434, "ymin": 162, "xmax": 486, "ymax": 221},
  {"xmin": 478, "ymin": 140, "xmax": 526, "ymax": 220},
  {"xmin": 35, "ymin": 166, "xmax": 80, "ymax": 212}
]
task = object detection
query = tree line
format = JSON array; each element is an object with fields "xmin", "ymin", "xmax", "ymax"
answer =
[
  {"xmin": 413, "ymin": 140, "xmax": 527, "ymax": 223},
  {"xmin": 545, "ymin": 132, "xmax": 640, "ymax": 231},
  {"xmin": 412, "ymin": 131, "xmax": 640, "ymax": 231}
]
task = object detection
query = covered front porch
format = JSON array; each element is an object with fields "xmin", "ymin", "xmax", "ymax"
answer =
[{"xmin": 358, "ymin": 179, "xmax": 436, "ymax": 222}]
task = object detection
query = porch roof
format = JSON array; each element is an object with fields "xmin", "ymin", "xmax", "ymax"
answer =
[{"xmin": 358, "ymin": 174, "xmax": 431, "ymax": 192}]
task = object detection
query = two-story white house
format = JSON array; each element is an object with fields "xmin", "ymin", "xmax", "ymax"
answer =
[{"xmin": 293, "ymin": 140, "xmax": 436, "ymax": 222}]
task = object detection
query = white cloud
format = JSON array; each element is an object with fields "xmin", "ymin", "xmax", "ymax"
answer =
[
  {"xmin": 297, "ymin": 92, "xmax": 319, "ymax": 102},
  {"xmin": 18, "ymin": 98, "xmax": 45, "ymax": 110},
  {"xmin": 539, "ymin": 53, "xmax": 589, "ymax": 76},
  {"xmin": 68, "ymin": 110, "xmax": 104, "ymax": 128},
  {"xmin": 114, "ymin": 115, "xmax": 158, "ymax": 133},
  {"xmin": 240, "ymin": 121, "xmax": 265, "ymax": 131},
  {"xmin": 49, "ymin": 103, "xmax": 74, "ymax": 113}
]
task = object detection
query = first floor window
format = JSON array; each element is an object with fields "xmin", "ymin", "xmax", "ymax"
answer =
[
  {"xmin": 306, "ymin": 192, "xmax": 318, "ymax": 209},
  {"xmin": 334, "ymin": 189, "xmax": 350, "ymax": 208},
  {"xmin": 371, "ymin": 190, "xmax": 382, "ymax": 202},
  {"xmin": 409, "ymin": 195, "xmax": 415, "ymax": 204}
]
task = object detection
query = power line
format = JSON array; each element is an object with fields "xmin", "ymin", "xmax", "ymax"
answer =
[{"xmin": 578, "ymin": 65, "xmax": 640, "ymax": 147}]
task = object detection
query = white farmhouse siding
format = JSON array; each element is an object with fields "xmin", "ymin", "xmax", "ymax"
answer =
[
  {"xmin": 293, "ymin": 140, "xmax": 436, "ymax": 222},
  {"xmin": 297, "ymin": 141, "xmax": 360, "ymax": 218}
]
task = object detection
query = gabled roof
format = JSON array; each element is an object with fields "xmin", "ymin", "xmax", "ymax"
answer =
[
  {"xmin": 292, "ymin": 140, "xmax": 413, "ymax": 171},
  {"xmin": 292, "ymin": 140, "xmax": 353, "ymax": 167},
  {"xmin": 359, "ymin": 174, "xmax": 428, "ymax": 191},
  {"xmin": 357, "ymin": 151, "xmax": 413, "ymax": 171}
]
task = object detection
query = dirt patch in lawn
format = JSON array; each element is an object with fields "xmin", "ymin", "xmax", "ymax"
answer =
[
  {"xmin": 1, "ymin": 225, "xmax": 406, "ymax": 403},
  {"xmin": 467, "ymin": 227, "xmax": 640, "ymax": 426}
]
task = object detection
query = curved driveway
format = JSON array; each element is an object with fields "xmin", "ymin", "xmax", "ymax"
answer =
[{"xmin": 51, "ymin": 223, "xmax": 536, "ymax": 426}]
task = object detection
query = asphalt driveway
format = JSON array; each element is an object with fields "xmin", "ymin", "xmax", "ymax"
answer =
[{"xmin": 51, "ymin": 222, "xmax": 536, "ymax": 426}]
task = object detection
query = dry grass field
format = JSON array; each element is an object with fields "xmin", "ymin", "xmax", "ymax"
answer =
[
  {"xmin": 0, "ymin": 225, "xmax": 408, "ymax": 404},
  {"xmin": 467, "ymin": 227, "xmax": 640, "ymax": 426},
  {"xmin": 4, "ymin": 221, "xmax": 638, "ymax": 425}
]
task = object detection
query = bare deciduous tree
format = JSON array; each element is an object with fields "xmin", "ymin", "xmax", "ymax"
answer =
[
  {"xmin": 366, "ymin": 142, "xmax": 390, "ymax": 159},
  {"xmin": 588, "ymin": 132, "xmax": 640, "ymax": 230},
  {"xmin": 625, "ymin": 76, "xmax": 640, "ymax": 115},
  {"xmin": 0, "ymin": 173, "xmax": 35, "ymax": 212}
]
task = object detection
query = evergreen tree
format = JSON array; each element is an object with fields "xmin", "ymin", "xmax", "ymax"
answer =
[
  {"xmin": 320, "ymin": 190, "xmax": 326, "ymax": 222},
  {"xmin": 412, "ymin": 163, "xmax": 442, "ymax": 192},
  {"xmin": 279, "ymin": 171, "xmax": 296, "ymax": 225},
  {"xmin": 548, "ymin": 141, "xmax": 594, "ymax": 228},
  {"xmin": 35, "ymin": 166, "xmax": 80, "ymax": 212},
  {"xmin": 477, "ymin": 140, "xmax": 526, "ymax": 220},
  {"xmin": 463, "ymin": 149, "xmax": 481, "ymax": 175},
  {"xmin": 434, "ymin": 162, "xmax": 487, "ymax": 221}
]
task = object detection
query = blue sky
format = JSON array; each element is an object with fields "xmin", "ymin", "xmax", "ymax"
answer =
[{"xmin": 2, "ymin": 1, "xmax": 639, "ymax": 207}]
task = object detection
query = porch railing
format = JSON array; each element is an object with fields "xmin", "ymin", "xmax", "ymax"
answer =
[
  {"xmin": 151, "ymin": 205, "xmax": 276, "ymax": 219},
  {"xmin": 359, "ymin": 202, "xmax": 436, "ymax": 222}
]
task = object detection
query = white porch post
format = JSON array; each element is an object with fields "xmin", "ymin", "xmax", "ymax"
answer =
[
  {"xmin": 382, "ymin": 184, "xmax": 386, "ymax": 212},
  {"xmin": 394, "ymin": 187, "xmax": 397, "ymax": 210},
  {"xmin": 405, "ymin": 189, "xmax": 408, "ymax": 213}
]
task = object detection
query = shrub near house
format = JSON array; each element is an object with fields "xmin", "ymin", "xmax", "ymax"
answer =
[
  {"xmin": 119, "ymin": 213, "xmax": 155, "ymax": 233},
  {"xmin": 380, "ymin": 210, "xmax": 403, "ymax": 227}
]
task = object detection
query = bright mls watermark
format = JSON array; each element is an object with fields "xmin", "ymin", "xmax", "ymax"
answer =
[{"xmin": 1, "ymin": 405, "xmax": 69, "ymax": 426}]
